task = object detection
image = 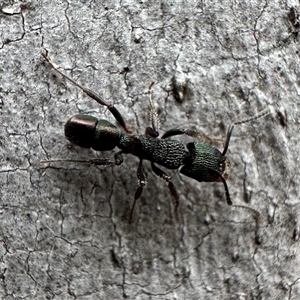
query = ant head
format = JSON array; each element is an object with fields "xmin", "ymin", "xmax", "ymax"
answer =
[{"xmin": 65, "ymin": 115, "xmax": 120, "ymax": 151}]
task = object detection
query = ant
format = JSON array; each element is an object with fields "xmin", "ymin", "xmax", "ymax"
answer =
[{"xmin": 41, "ymin": 53, "xmax": 270, "ymax": 221}]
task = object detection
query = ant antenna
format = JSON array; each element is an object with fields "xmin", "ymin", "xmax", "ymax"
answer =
[{"xmin": 222, "ymin": 108, "xmax": 270, "ymax": 156}]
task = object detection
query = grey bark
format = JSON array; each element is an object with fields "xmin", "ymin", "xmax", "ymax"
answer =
[{"xmin": 0, "ymin": 0, "xmax": 298, "ymax": 299}]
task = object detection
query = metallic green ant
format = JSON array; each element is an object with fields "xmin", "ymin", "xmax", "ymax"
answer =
[{"xmin": 41, "ymin": 53, "xmax": 269, "ymax": 220}]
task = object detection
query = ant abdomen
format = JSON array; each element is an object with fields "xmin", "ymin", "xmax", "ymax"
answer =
[{"xmin": 65, "ymin": 115, "xmax": 120, "ymax": 151}]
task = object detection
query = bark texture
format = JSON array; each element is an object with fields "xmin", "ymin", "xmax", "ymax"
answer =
[{"xmin": 0, "ymin": 0, "xmax": 298, "ymax": 299}]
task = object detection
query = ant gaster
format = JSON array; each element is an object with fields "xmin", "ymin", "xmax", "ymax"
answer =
[{"xmin": 41, "ymin": 53, "xmax": 270, "ymax": 220}]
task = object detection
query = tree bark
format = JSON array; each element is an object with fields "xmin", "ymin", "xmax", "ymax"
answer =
[{"xmin": 0, "ymin": 0, "xmax": 298, "ymax": 299}]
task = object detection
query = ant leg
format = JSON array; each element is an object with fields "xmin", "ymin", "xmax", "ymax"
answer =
[
  {"xmin": 146, "ymin": 82, "xmax": 160, "ymax": 137},
  {"xmin": 145, "ymin": 126, "xmax": 159, "ymax": 137},
  {"xmin": 161, "ymin": 128, "xmax": 222, "ymax": 144},
  {"xmin": 40, "ymin": 158, "xmax": 116, "ymax": 166},
  {"xmin": 151, "ymin": 162, "xmax": 179, "ymax": 220},
  {"xmin": 114, "ymin": 151, "xmax": 124, "ymax": 165},
  {"xmin": 40, "ymin": 151, "xmax": 124, "ymax": 167},
  {"xmin": 41, "ymin": 53, "xmax": 131, "ymax": 134},
  {"xmin": 129, "ymin": 159, "xmax": 147, "ymax": 223}
]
